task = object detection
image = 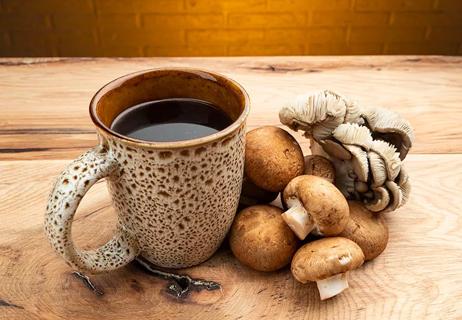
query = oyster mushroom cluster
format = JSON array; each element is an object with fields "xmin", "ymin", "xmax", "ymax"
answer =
[
  {"xmin": 279, "ymin": 90, "xmax": 414, "ymax": 214},
  {"xmin": 228, "ymin": 92, "xmax": 413, "ymax": 301}
]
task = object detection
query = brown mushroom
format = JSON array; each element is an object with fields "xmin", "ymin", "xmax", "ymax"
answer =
[
  {"xmin": 229, "ymin": 205, "xmax": 298, "ymax": 272},
  {"xmin": 303, "ymin": 155, "xmax": 335, "ymax": 183},
  {"xmin": 291, "ymin": 237, "xmax": 364, "ymax": 300},
  {"xmin": 245, "ymin": 126, "xmax": 304, "ymax": 192},
  {"xmin": 281, "ymin": 175, "xmax": 349, "ymax": 240},
  {"xmin": 239, "ymin": 176, "xmax": 279, "ymax": 207},
  {"xmin": 339, "ymin": 201, "xmax": 389, "ymax": 261}
]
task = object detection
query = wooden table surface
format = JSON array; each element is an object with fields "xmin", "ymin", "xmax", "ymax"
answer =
[{"xmin": 1, "ymin": 56, "xmax": 461, "ymax": 320}]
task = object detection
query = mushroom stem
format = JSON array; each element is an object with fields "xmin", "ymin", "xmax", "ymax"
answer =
[
  {"xmin": 281, "ymin": 199, "xmax": 314, "ymax": 240},
  {"xmin": 316, "ymin": 273, "xmax": 349, "ymax": 300}
]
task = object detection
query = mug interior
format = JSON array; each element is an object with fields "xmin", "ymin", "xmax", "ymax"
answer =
[{"xmin": 90, "ymin": 68, "xmax": 249, "ymax": 146}]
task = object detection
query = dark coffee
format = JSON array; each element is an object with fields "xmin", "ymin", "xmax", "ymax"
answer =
[{"xmin": 110, "ymin": 98, "xmax": 233, "ymax": 142}]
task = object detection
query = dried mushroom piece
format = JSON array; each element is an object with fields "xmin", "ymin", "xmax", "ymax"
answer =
[
  {"xmin": 333, "ymin": 123, "xmax": 373, "ymax": 150},
  {"xmin": 319, "ymin": 139, "xmax": 352, "ymax": 160},
  {"xmin": 280, "ymin": 90, "xmax": 413, "ymax": 215},
  {"xmin": 369, "ymin": 140, "xmax": 401, "ymax": 181},
  {"xmin": 368, "ymin": 151, "xmax": 387, "ymax": 187},
  {"xmin": 343, "ymin": 99, "xmax": 363, "ymax": 124},
  {"xmin": 342, "ymin": 144, "xmax": 369, "ymax": 183},
  {"xmin": 311, "ymin": 140, "xmax": 369, "ymax": 199},
  {"xmin": 362, "ymin": 106, "xmax": 414, "ymax": 160},
  {"xmin": 383, "ymin": 180, "xmax": 403, "ymax": 213},
  {"xmin": 326, "ymin": 157, "xmax": 356, "ymax": 198},
  {"xmin": 364, "ymin": 186, "xmax": 390, "ymax": 212},
  {"xmin": 280, "ymin": 91, "xmax": 345, "ymax": 140},
  {"xmin": 355, "ymin": 181, "xmax": 369, "ymax": 193},
  {"xmin": 279, "ymin": 90, "xmax": 363, "ymax": 142},
  {"xmin": 397, "ymin": 166, "xmax": 411, "ymax": 206}
]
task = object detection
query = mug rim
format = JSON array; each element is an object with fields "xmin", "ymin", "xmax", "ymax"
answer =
[{"xmin": 89, "ymin": 67, "xmax": 250, "ymax": 149}]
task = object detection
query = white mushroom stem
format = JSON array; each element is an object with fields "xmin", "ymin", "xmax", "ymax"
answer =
[
  {"xmin": 281, "ymin": 198, "xmax": 314, "ymax": 240},
  {"xmin": 316, "ymin": 273, "xmax": 349, "ymax": 300}
]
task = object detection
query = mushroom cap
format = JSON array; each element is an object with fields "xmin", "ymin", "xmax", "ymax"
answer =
[
  {"xmin": 240, "ymin": 176, "xmax": 279, "ymax": 207},
  {"xmin": 340, "ymin": 201, "xmax": 389, "ymax": 261},
  {"xmin": 343, "ymin": 144, "xmax": 369, "ymax": 182},
  {"xmin": 245, "ymin": 126, "xmax": 304, "ymax": 192},
  {"xmin": 319, "ymin": 139, "xmax": 352, "ymax": 160},
  {"xmin": 283, "ymin": 175, "xmax": 349, "ymax": 235},
  {"xmin": 229, "ymin": 205, "xmax": 298, "ymax": 272},
  {"xmin": 368, "ymin": 150, "xmax": 387, "ymax": 187},
  {"xmin": 361, "ymin": 106, "xmax": 415, "ymax": 160},
  {"xmin": 303, "ymin": 155, "xmax": 336, "ymax": 183},
  {"xmin": 398, "ymin": 166, "xmax": 411, "ymax": 206},
  {"xmin": 332, "ymin": 123, "xmax": 373, "ymax": 150},
  {"xmin": 383, "ymin": 180, "xmax": 403, "ymax": 213},
  {"xmin": 369, "ymin": 140, "xmax": 401, "ymax": 181},
  {"xmin": 279, "ymin": 91, "xmax": 347, "ymax": 141},
  {"xmin": 291, "ymin": 237, "xmax": 364, "ymax": 283},
  {"xmin": 364, "ymin": 186, "xmax": 390, "ymax": 212}
]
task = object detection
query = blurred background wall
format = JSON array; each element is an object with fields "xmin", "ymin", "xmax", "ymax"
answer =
[{"xmin": 0, "ymin": 0, "xmax": 461, "ymax": 57}]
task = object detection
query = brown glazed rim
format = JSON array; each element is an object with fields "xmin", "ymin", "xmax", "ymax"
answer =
[{"xmin": 89, "ymin": 68, "xmax": 250, "ymax": 149}]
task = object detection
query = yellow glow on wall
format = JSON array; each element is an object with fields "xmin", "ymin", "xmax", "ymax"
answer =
[{"xmin": 0, "ymin": 0, "xmax": 461, "ymax": 56}]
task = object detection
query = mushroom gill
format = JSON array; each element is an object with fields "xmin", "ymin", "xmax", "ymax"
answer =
[
  {"xmin": 279, "ymin": 90, "xmax": 363, "ymax": 142},
  {"xmin": 361, "ymin": 106, "xmax": 414, "ymax": 160},
  {"xmin": 280, "ymin": 90, "xmax": 413, "ymax": 215}
]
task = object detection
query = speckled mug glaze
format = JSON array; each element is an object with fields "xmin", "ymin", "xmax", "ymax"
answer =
[{"xmin": 44, "ymin": 69, "xmax": 249, "ymax": 273}]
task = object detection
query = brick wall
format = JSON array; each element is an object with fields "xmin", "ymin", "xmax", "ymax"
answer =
[{"xmin": 1, "ymin": 0, "xmax": 461, "ymax": 56}]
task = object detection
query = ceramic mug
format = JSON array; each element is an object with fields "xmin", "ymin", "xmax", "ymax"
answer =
[{"xmin": 44, "ymin": 69, "xmax": 250, "ymax": 273}]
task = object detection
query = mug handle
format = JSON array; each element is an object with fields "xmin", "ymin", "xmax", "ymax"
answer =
[{"xmin": 44, "ymin": 146, "xmax": 140, "ymax": 273}]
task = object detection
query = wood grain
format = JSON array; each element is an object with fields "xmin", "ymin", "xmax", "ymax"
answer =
[
  {"xmin": 1, "ymin": 155, "xmax": 461, "ymax": 319},
  {"xmin": 0, "ymin": 57, "xmax": 461, "ymax": 320},
  {"xmin": 0, "ymin": 56, "xmax": 461, "ymax": 160}
]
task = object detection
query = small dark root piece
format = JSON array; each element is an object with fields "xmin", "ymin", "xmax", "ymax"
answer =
[
  {"xmin": 135, "ymin": 257, "xmax": 221, "ymax": 299},
  {"xmin": 72, "ymin": 271, "xmax": 104, "ymax": 296}
]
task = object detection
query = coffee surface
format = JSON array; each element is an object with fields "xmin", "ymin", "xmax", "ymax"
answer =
[{"xmin": 111, "ymin": 98, "xmax": 232, "ymax": 142}]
